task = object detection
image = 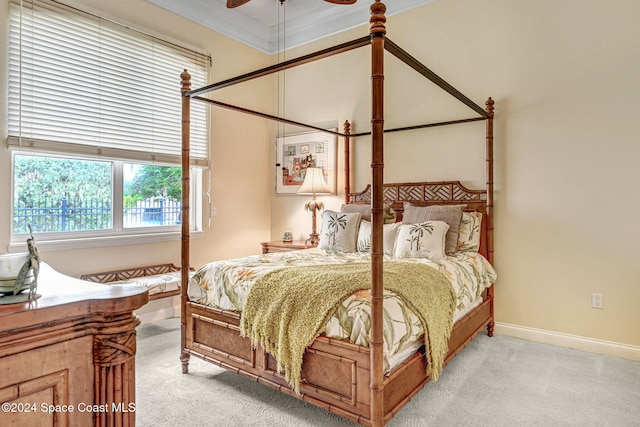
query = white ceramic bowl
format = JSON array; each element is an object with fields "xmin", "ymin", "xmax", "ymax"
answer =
[
  {"xmin": 0, "ymin": 281, "xmax": 33, "ymax": 295},
  {"xmin": 0, "ymin": 253, "xmax": 30, "ymax": 280}
]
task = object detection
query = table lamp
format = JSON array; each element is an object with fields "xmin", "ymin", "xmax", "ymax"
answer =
[{"xmin": 297, "ymin": 167, "xmax": 331, "ymax": 245}]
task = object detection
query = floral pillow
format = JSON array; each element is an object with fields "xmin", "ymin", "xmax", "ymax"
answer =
[
  {"xmin": 393, "ymin": 221, "xmax": 450, "ymax": 259},
  {"xmin": 457, "ymin": 211, "xmax": 483, "ymax": 253},
  {"xmin": 318, "ymin": 211, "xmax": 361, "ymax": 252},
  {"xmin": 357, "ymin": 220, "xmax": 400, "ymax": 254}
]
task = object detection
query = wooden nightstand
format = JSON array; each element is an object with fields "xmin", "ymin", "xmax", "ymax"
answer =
[{"xmin": 261, "ymin": 240, "xmax": 317, "ymax": 254}]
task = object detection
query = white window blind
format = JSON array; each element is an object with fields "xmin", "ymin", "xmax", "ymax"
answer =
[{"xmin": 8, "ymin": 0, "xmax": 210, "ymax": 166}]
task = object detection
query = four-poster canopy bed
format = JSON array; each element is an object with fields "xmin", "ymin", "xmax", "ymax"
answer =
[{"xmin": 179, "ymin": 1, "xmax": 495, "ymax": 426}]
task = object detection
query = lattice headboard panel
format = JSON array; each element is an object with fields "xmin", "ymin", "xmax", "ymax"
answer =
[
  {"xmin": 347, "ymin": 181, "xmax": 490, "ymax": 257},
  {"xmin": 348, "ymin": 181, "xmax": 487, "ymax": 212}
]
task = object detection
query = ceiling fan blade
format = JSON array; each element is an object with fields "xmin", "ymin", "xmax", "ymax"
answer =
[
  {"xmin": 227, "ymin": 0, "xmax": 252, "ymax": 8},
  {"xmin": 227, "ymin": 0, "xmax": 356, "ymax": 8}
]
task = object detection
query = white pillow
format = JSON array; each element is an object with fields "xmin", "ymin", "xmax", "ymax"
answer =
[
  {"xmin": 357, "ymin": 220, "xmax": 400, "ymax": 255},
  {"xmin": 393, "ymin": 221, "xmax": 450, "ymax": 259},
  {"xmin": 318, "ymin": 211, "xmax": 361, "ymax": 252}
]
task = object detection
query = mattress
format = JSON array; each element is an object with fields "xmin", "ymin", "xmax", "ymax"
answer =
[{"xmin": 188, "ymin": 248, "xmax": 497, "ymax": 372}]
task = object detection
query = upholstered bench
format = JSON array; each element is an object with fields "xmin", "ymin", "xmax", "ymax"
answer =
[{"xmin": 80, "ymin": 263, "xmax": 191, "ymax": 301}]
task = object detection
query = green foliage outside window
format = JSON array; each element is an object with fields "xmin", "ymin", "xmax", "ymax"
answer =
[{"xmin": 13, "ymin": 155, "xmax": 182, "ymax": 233}]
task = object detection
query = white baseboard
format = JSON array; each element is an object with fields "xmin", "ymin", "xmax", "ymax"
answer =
[
  {"xmin": 135, "ymin": 296, "xmax": 180, "ymax": 325},
  {"xmin": 495, "ymin": 322, "xmax": 640, "ymax": 361}
]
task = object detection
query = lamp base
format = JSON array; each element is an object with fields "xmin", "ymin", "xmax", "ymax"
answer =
[{"xmin": 305, "ymin": 233, "xmax": 320, "ymax": 247}]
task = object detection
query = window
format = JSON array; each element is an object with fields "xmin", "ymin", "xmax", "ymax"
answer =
[
  {"xmin": 13, "ymin": 154, "xmax": 112, "ymax": 234},
  {"xmin": 13, "ymin": 153, "xmax": 192, "ymax": 233},
  {"xmin": 8, "ymin": 0, "xmax": 210, "ymax": 249}
]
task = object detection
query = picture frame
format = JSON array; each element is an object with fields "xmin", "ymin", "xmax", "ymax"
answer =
[{"xmin": 276, "ymin": 130, "xmax": 336, "ymax": 195}]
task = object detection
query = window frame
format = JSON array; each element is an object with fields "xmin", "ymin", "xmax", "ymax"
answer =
[{"xmin": 9, "ymin": 150, "xmax": 205, "ymax": 252}]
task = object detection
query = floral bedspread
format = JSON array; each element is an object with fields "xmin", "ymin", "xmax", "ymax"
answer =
[{"xmin": 188, "ymin": 249, "xmax": 496, "ymax": 371}]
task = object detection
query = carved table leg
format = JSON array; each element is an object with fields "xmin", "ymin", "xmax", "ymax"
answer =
[{"xmin": 93, "ymin": 315, "xmax": 140, "ymax": 427}]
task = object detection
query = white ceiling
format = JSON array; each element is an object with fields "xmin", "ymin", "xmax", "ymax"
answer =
[{"xmin": 146, "ymin": 0, "xmax": 433, "ymax": 54}]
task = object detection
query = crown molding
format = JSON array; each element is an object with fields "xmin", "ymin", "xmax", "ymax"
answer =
[{"xmin": 147, "ymin": 0, "xmax": 433, "ymax": 54}]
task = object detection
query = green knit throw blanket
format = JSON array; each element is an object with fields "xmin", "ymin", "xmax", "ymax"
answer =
[{"xmin": 240, "ymin": 262, "xmax": 456, "ymax": 394}]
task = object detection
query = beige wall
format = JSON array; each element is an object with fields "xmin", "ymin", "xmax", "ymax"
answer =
[
  {"xmin": 0, "ymin": 0, "xmax": 273, "ymax": 276},
  {"xmin": 270, "ymin": 0, "xmax": 640, "ymax": 348}
]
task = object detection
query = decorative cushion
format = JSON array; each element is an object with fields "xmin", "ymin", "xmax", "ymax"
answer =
[
  {"xmin": 357, "ymin": 220, "xmax": 401, "ymax": 254},
  {"xmin": 318, "ymin": 211, "xmax": 361, "ymax": 252},
  {"xmin": 340, "ymin": 203, "xmax": 397, "ymax": 224},
  {"xmin": 383, "ymin": 206, "xmax": 397, "ymax": 224},
  {"xmin": 402, "ymin": 203, "xmax": 464, "ymax": 255},
  {"xmin": 108, "ymin": 271, "xmax": 186, "ymax": 297},
  {"xmin": 340, "ymin": 204, "xmax": 371, "ymax": 221},
  {"xmin": 457, "ymin": 211, "xmax": 483, "ymax": 253},
  {"xmin": 393, "ymin": 221, "xmax": 450, "ymax": 260}
]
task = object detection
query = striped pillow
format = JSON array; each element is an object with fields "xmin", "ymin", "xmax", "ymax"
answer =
[{"xmin": 402, "ymin": 203, "xmax": 465, "ymax": 255}]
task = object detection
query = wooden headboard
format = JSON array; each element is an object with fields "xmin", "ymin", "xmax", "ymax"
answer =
[{"xmin": 347, "ymin": 180, "xmax": 490, "ymax": 258}]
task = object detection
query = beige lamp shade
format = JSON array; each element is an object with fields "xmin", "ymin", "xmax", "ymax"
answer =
[{"xmin": 297, "ymin": 167, "xmax": 331, "ymax": 195}]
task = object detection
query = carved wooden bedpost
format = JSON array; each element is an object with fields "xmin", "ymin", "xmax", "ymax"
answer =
[
  {"xmin": 344, "ymin": 120, "xmax": 351, "ymax": 204},
  {"xmin": 485, "ymin": 97, "xmax": 495, "ymax": 337},
  {"xmin": 181, "ymin": 70, "xmax": 191, "ymax": 373},
  {"xmin": 370, "ymin": 2, "xmax": 386, "ymax": 426}
]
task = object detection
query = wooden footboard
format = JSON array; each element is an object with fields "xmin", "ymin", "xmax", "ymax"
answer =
[{"xmin": 182, "ymin": 287, "xmax": 493, "ymax": 425}]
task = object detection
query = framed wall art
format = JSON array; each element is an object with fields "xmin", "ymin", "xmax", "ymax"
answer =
[{"xmin": 276, "ymin": 131, "xmax": 336, "ymax": 195}]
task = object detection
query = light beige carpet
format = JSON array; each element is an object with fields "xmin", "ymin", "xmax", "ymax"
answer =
[{"xmin": 135, "ymin": 317, "xmax": 640, "ymax": 426}]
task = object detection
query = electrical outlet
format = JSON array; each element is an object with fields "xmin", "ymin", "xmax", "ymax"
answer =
[
  {"xmin": 591, "ymin": 293, "xmax": 603, "ymax": 309},
  {"xmin": 210, "ymin": 207, "xmax": 217, "ymax": 217}
]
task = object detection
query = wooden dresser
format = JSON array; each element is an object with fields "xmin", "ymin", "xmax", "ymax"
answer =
[{"xmin": 0, "ymin": 263, "xmax": 148, "ymax": 427}]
